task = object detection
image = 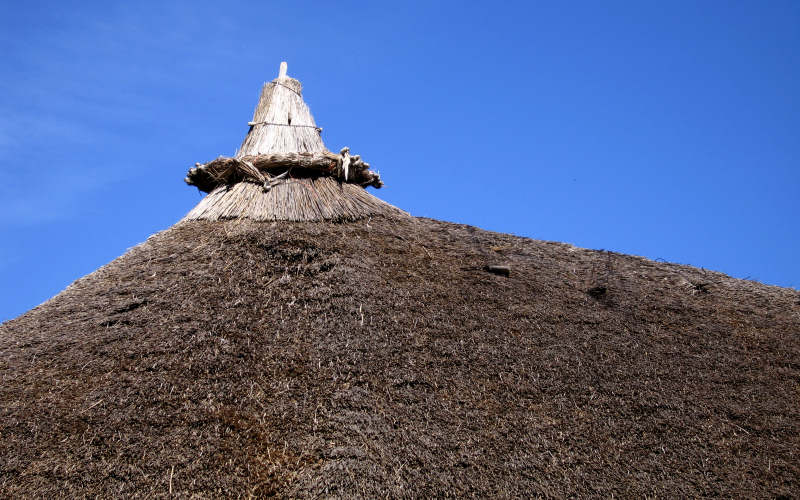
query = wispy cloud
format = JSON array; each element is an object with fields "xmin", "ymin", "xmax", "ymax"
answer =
[
  {"xmin": 0, "ymin": 161, "xmax": 131, "ymax": 226},
  {"xmin": 0, "ymin": 106, "xmax": 135, "ymax": 226}
]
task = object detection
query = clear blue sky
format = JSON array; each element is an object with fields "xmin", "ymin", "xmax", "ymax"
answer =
[{"xmin": 1, "ymin": 1, "xmax": 798, "ymax": 322}]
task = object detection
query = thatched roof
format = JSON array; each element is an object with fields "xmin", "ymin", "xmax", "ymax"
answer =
[
  {"xmin": 184, "ymin": 178, "xmax": 403, "ymax": 222},
  {"xmin": 184, "ymin": 62, "xmax": 400, "ymax": 222},
  {"xmin": 1, "ymin": 215, "xmax": 799, "ymax": 497},
  {"xmin": 237, "ymin": 62, "xmax": 325, "ymax": 157},
  {"xmin": 2, "ymin": 63, "xmax": 799, "ymax": 497}
]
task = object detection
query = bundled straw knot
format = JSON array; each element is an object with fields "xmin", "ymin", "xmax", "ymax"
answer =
[{"xmin": 185, "ymin": 149, "xmax": 383, "ymax": 193}]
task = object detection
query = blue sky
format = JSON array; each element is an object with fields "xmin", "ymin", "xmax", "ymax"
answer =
[{"xmin": 1, "ymin": 1, "xmax": 798, "ymax": 322}]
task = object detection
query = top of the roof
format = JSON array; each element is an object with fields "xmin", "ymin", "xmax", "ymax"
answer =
[
  {"xmin": 236, "ymin": 62, "xmax": 326, "ymax": 157},
  {"xmin": 183, "ymin": 62, "xmax": 403, "ymax": 222}
]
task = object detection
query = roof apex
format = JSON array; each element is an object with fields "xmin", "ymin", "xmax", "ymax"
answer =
[{"xmin": 236, "ymin": 62, "xmax": 325, "ymax": 157}]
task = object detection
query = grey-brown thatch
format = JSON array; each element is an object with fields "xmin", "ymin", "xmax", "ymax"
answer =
[
  {"xmin": 1, "ymin": 63, "xmax": 799, "ymax": 497},
  {"xmin": 184, "ymin": 62, "xmax": 404, "ymax": 222}
]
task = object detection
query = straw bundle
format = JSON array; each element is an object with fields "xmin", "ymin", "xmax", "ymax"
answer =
[
  {"xmin": 183, "ymin": 177, "xmax": 406, "ymax": 222},
  {"xmin": 185, "ymin": 150, "xmax": 383, "ymax": 193},
  {"xmin": 183, "ymin": 63, "xmax": 399, "ymax": 222},
  {"xmin": 236, "ymin": 76, "xmax": 325, "ymax": 156}
]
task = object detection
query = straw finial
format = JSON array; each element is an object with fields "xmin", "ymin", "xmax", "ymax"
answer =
[{"xmin": 278, "ymin": 61, "xmax": 288, "ymax": 79}]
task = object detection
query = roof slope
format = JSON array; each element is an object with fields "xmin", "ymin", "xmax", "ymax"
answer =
[{"xmin": 1, "ymin": 215, "xmax": 798, "ymax": 497}]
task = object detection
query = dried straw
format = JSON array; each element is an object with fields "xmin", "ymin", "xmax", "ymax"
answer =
[
  {"xmin": 185, "ymin": 150, "xmax": 383, "ymax": 193},
  {"xmin": 236, "ymin": 76, "xmax": 325, "ymax": 156},
  {"xmin": 185, "ymin": 64, "xmax": 398, "ymax": 222},
  {"xmin": 183, "ymin": 177, "xmax": 407, "ymax": 222},
  {"xmin": 3, "ymin": 216, "xmax": 798, "ymax": 497}
]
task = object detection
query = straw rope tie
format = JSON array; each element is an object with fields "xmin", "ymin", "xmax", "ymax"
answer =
[
  {"xmin": 238, "ymin": 158, "xmax": 293, "ymax": 192},
  {"xmin": 186, "ymin": 150, "xmax": 384, "ymax": 193},
  {"xmin": 247, "ymin": 121, "xmax": 322, "ymax": 133},
  {"xmin": 274, "ymin": 80, "xmax": 302, "ymax": 97}
]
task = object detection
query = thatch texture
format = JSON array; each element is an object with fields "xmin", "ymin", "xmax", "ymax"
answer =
[
  {"xmin": 183, "ymin": 177, "xmax": 406, "ymax": 222},
  {"xmin": 236, "ymin": 76, "xmax": 324, "ymax": 157},
  {"xmin": 185, "ymin": 65, "xmax": 395, "ymax": 222},
  {"xmin": 2, "ymin": 215, "xmax": 798, "ymax": 497},
  {"xmin": 185, "ymin": 151, "xmax": 383, "ymax": 193}
]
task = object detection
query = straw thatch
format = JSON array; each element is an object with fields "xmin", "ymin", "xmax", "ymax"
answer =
[
  {"xmin": 1, "ymin": 215, "xmax": 798, "ymax": 497},
  {"xmin": 2, "ymin": 62, "xmax": 798, "ymax": 497},
  {"xmin": 237, "ymin": 70, "xmax": 325, "ymax": 156},
  {"xmin": 185, "ymin": 150, "xmax": 384, "ymax": 193},
  {"xmin": 185, "ymin": 63, "xmax": 397, "ymax": 222},
  {"xmin": 184, "ymin": 177, "xmax": 404, "ymax": 222}
]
